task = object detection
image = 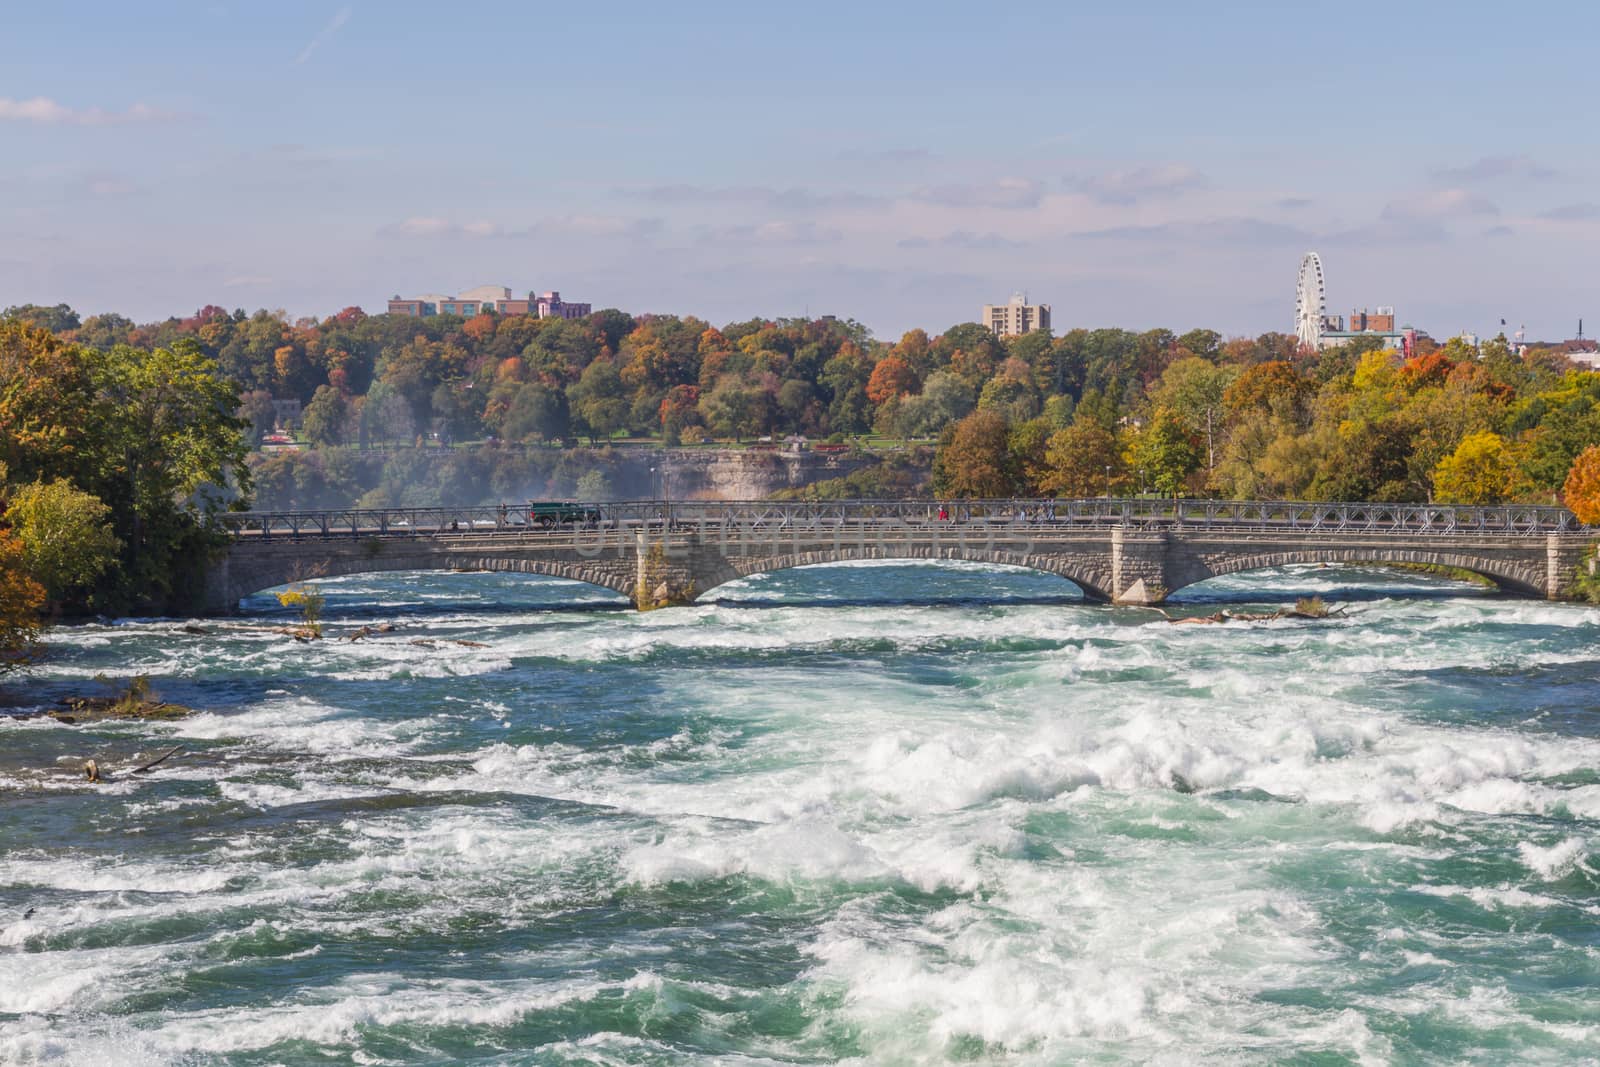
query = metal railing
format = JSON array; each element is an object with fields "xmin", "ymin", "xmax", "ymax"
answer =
[{"xmin": 219, "ymin": 498, "xmax": 1588, "ymax": 541}]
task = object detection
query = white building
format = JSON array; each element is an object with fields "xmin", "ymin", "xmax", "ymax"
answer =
[{"xmin": 983, "ymin": 294, "xmax": 1051, "ymax": 337}]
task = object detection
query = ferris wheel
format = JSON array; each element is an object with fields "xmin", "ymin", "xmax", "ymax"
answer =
[{"xmin": 1294, "ymin": 252, "xmax": 1326, "ymax": 350}]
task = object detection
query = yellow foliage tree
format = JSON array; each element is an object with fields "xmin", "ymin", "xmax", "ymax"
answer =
[
  {"xmin": 1432, "ymin": 431, "xmax": 1523, "ymax": 505},
  {"xmin": 274, "ymin": 583, "xmax": 325, "ymax": 636},
  {"xmin": 1562, "ymin": 444, "xmax": 1600, "ymax": 524}
]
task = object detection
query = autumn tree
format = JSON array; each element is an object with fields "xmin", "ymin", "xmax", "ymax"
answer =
[
  {"xmin": 1432, "ymin": 432, "xmax": 1524, "ymax": 505},
  {"xmin": 1223, "ymin": 361, "xmax": 1311, "ymax": 428},
  {"xmin": 866, "ymin": 355, "xmax": 918, "ymax": 405},
  {"xmin": 1562, "ymin": 445, "xmax": 1600, "ymax": 524},
  {"xmin": 1039, "ymin": 420, "xmax": 1125, "ymax": 497},
  {"xmin": 659, "ymin": 385, "xmax": 702, "ymax": 445},
  {"xmin": 0, "ymin": 531, "xmax": 46, "ymax": 676},
  {"xmin": 933, "ymin": 410, "xmax": 1018, "ymax": 498},
  {"xmin": 0, "ymin": 322, "xmax": 97, "ymax": 486}
]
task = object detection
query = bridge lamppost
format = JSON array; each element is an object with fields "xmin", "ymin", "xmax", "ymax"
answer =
[
  {"xmin": 1104, "ymin": 465, "xmax": 1111, "ymax": 499},
  {"xmin": 649, "ymin": 465, "xmax": 671, "ymax": 526}
]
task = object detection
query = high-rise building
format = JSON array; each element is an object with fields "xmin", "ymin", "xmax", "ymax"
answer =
[
  {"xmin": 387, "ymin": 285, "xmax": 590, "ymax": 319},
  {"xmin": 983, "ymin": 293, "xmax": 1051, "ymax": 337}
]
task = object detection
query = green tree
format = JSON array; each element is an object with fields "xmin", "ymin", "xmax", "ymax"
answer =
[
  {"xmin": 700, "ymin": 374, "xmax": 768, "ymax": 442},
  {"xmin": 1176, "ymin": 328, "xmax": 1222, "ymax": 362},
  {"xmin": 301, "ymin": 385, "xmax": 353, "ymax": 447},
  {"xmin": 3, "ymin": 480, "xmax": 121, "ymax": 603},
  {"xmin": 238, "ymin": 389, "xmax": 277, "ymax": 447},
  {"xmin": 1128, "ymin": 407, "xmax": 1200, "ymax": 497},
  {"xmin": 977, "ymin": 373, "xmax": 1039, "ymax": 423},
  {"xmin": 2, "ymin": 303, "xmax": 80, "ymax": 334},
  {"xmin": 503, "ymin": 383, "xmax": 570, "ymax": 443},
  {"xmin": 1149, "ymin": 357, "xmax": 1237, "ymax": 474},
  {"xmin": 90, "ymin": 341, "xmax": 253, "ymax": 606},
  {"xmin": 1008, "ymin": 416, "xmax": 1055, "ymax": 495},
  {"xmin": 567, "ymin": 357, "xmax": 629, "ymax": 443}
]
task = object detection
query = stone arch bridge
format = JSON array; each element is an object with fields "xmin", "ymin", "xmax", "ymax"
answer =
[{"xmin": 204, "ymin": 498, "xmax": 1594, "ymax": 613}]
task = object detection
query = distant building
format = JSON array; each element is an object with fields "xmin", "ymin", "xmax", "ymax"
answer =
[
  {"xmin": 535, "ymin": 291, "xmax": 591, "ymax": 320},
  {"xmin": 1348, "ymin": 307, "xmax": 1396, "ymax": 333},
  {"xmin": 387, "ymin": 285, "xmax": 590, "ymax": 319},
  {"xmin": 1317, "ymin": 302, "xmax": 1410, "ymax": 355},
  {"xmin": 1320, "ymin": 327, "xmax": 1416, "ymax": 356},
  {"xmin": 983, "ymin": 294, "xmax": 1051, "ymax": 337},
  {"xmin": 271, "ymin": 399, "xmax": 303, "ymax": 429}
]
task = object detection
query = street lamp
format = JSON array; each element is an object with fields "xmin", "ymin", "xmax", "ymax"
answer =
[{"xmin": 1104, "ymin": 465, "xmax": 1111, "ymax": 499}]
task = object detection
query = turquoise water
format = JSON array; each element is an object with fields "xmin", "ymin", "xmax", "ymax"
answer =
[{"xmin": 3, "ymin": 562, "xmax": 1599, "ymax": 1065}]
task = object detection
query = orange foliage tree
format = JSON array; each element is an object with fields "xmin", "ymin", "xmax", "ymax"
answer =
[
  {"xmin": 866, "ymin": 356, "xmax": 917, "ymax": 405},
  {"xmin": 1562, "ymin": 445, "xmax": 1600, "ymax": 524},
  {"xmin": 0, "ymin": 531, "xmax": 46, "ymax": 676}
]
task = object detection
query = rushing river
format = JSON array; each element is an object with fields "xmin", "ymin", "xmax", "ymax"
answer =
[{"xmin": 3, "ymin": 562, "xmax": 1599, "ymax": 1065}]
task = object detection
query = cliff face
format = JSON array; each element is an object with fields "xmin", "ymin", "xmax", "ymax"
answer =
[
  {"xmin": 246, "ymin": 444, "xmax": 928, "ymax": 511},
  {"xmin": 645, "ymin": 449, "xmax": 880, "ymax": 499}
]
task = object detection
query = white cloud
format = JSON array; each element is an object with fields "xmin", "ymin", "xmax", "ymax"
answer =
[
  {"xmin": 695, "ymin": 221, "xmax": 842, "ymax": 246},
  {"xmin": 913, "ymin": 177, "xmax": 1045, "ymax": 210},
  {"xmin": 381, "ymin": 217, "xmax": 502, "ymax": 239},
  {"xmin": 1381, "ymin": 188, "xmax": 1499, "ymax": 221},
  {"xmin": 1063, "ymin": 164, "xmax": 1208, "ymax": 205},
  {"xmin": 1430, "ymin": 155, "xmax": 1556, "ymax": 184},
  {"xmin": 0, "ymin": 97, "xmax": 182, "ymax": 125},
  {"xmin": 379, "ymin": 214, "xmax": 661, "ymax": 240},
  {"xmin": 295, "ymin": 7, "xmax": 352, "ymax": 65}
]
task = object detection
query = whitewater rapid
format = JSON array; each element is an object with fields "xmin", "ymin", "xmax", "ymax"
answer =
[{"xmin": 2, "ymin": 562, "xmax": 1598, "ymax": 1065}]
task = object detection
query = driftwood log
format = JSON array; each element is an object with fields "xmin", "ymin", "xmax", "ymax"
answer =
[{"xmin": 1159, "ymin": 606, "xmax": 1350, "ymax": 625}]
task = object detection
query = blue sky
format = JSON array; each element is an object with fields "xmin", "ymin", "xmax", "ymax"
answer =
[{"xmin": 3, "ymin": 1, "xmax": 1597, "ymax": 340}]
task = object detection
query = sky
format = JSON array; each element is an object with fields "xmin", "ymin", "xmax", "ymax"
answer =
[{"xmin": 2, "ymin": 0, "xmax": 1597, "ymax": 341}]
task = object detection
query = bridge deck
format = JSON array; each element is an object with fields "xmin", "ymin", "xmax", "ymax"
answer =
[{"xmin": 222, "ymin": 497, "xmax": 1587, "ymax": 540}]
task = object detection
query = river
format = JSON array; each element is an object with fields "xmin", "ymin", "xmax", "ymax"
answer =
[{"xmin": 2, "ymin": 562, "xmax": 1598, "ymax": 1065}]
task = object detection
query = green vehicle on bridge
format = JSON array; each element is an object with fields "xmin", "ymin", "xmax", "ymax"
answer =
[{"xmin": 525, "ymin": 501, "xmax": 603, "ymax": 527}]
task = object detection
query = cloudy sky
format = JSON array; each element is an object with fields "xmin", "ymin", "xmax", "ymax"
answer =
[{"xmin": 3, "ymin": 1, "xmax": 1596, "ymax": 340}]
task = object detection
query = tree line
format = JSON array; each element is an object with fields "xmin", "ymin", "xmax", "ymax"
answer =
[
  {"xmin": 11, "ymin": 297, "xmax": 1600, "ymax": 510},
  {"xmin": 927, "ymin": 332, "xmax": 1600, "ymax": 514}
]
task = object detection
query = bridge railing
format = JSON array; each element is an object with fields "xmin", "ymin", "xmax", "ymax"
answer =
[{"xmin": 219, "ymin": 498, "xmax": 1587, "ymax": 540}]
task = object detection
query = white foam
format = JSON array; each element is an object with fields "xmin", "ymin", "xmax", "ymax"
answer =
[{"xmin": 1518, "ymin": 837, "xmax": 1589, "ymax": 880}]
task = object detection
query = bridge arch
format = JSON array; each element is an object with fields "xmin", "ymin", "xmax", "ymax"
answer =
[
  {"xmin": 1168, "ymin": 547, "xmax": 1546, "ymax": 599},
  {"xmin": 697, "ymin": 544, "xmax": 1113, "ymax": 601},
  {"xmin": 223, "ymin": 553, "xmax": 636, "ymax": 607}
]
